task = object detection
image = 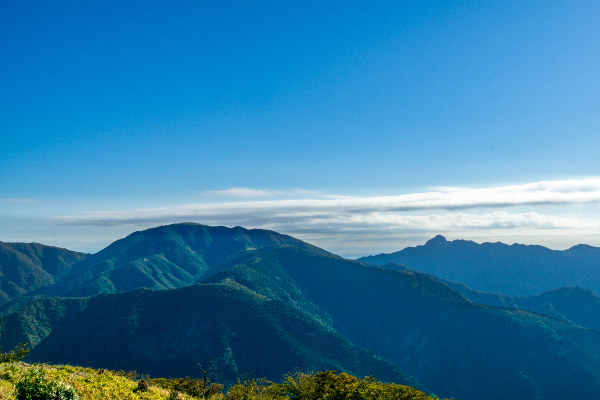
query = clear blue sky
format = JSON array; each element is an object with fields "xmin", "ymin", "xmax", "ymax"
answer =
[{"xmin": 2, "ymin": 1, "xmax": 600, "ymax": 256}]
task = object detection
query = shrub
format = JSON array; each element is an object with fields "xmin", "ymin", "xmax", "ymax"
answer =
[
  {"xmin": 273, "ymin": 371, "xmax": 437, "ymax": 400},
  {"xmin": 15, "ymin": 368, "xmax": 79, "ymax": 400},
  {"xmin": 114, "ymin": 369, "xmax": 139, "ymax": 380},
  {"xmin": 168, "ymin": 390, "xmax": 184, "ymax": 400},
  {"xmin": 226, "ymin": 378, "xmax": 284, "ymax": 400},
  {"xmin": 150, "ymin": 376, "xmax": 215, "ymax": 397},
  {"xmin": 0, "ymin": 343, "xmax": 30, "ymax": 363},
  {"xmin": 137, "ymin": 379, "xmax": 150, "ymax": 392}
]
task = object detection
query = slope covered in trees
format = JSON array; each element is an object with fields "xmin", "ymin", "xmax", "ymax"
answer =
[
  {"xmin": 0, "ymin": 242, "xmax": 86, "ymax": 307},
  {"xmin": 0, "ymin": 280, "xmax": 414, "ymax": 388},
  {"xmin": 208, "ymin": 246, "xmax": 600, "ymax": 400},
  {"xmin": 373, "ymin": 261, "xmax": 600, "ymax": 332},
  {"xmin": 41, "ymin": 223, "xmax": 334, "ymax": 298}
]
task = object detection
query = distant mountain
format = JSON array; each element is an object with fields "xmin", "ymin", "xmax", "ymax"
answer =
[
  {"xmin": 358, "ymin": 235, "xmax": 600, "ymax": 296},
  {"xmin": 0, "ymin": 242, "xmax": 86, "ymax": 307},
  {"xmin": 436, "ymin": 278, "xmax": 600, "ymax": 331},
  {"xmin": 374, "ymin": 261, "xmax": 600, "ymax": 331},
  {"xmin": 38, "ymin": 223, "xmax": 335, "ymax": 298},
  {"xmin": 0, "ymin": 281, "xmax": 414, "ymax": 388}
]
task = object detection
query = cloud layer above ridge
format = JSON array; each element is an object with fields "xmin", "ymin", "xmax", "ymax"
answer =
[{"xmin": 51, "ymin": 178, "xmax": 600, "ymax": 231}]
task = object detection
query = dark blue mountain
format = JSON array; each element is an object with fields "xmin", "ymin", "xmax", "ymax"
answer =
[{"xmin": 358, "ymin": 235, "xmax": 600, "ymax": 296}]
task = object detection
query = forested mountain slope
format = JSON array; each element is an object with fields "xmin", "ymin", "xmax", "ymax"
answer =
[
  {"xmin": 0, "ymin": 281, "xmax": 414, "ymax": 388},
  {"xmin": 26, "ymin": 223, "xmax": 334, "ymax": 300},
  {"xmin": 0, "ymin": 242, "xmax": 86, "ymax": 307},
  {"xmin": 207, "ymin": 246, "xmax": 600, "ymax": 400},
  {"xmin": 429, "ymin": 276, "xmax": 600, "ymax": 331}
]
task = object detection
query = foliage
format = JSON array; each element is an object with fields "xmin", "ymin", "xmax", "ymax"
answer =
[
  {"xmin": 167, "ymin": 390, "xmax": 184, "ymax": 400},
  {"xmin": 0, "ymin": 363, "xmax": 441, "ymax": 400},
  {"xmin": 0, "ymin": 344, "xmax": 30, "ymax": 363},
  {"xmin": 226, "ymin": 371, "xmax": 444, "ymax": 400},
  {"xmin": 276, "ymin": 371, "xmax": 440, "ymax": 400},
  {"xmin": 114, "ymin": 370, "xmax": 140, "ymax": 381},
  {"xmin": 15, "ymin": 368, "xmax": 78, "ymax": 400},
  {"xmin": 0, "ymin": 363, "xmax": 189, "ymax": 400},
  {"xmin": 137, "ymin": 379, "xmax": 149, "ymax": 392},
  {"xmin": 226, "ymin": 377, "xmax": 284, "ymax": 400},
  {"xmin": 150, "ymin": 376, "xmax": 224, "ymax": 398}
]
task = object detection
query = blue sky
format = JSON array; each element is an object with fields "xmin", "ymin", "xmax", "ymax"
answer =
[{"xmin": 2, "ymin": 1, "xmax": 600, "ymax": 256}]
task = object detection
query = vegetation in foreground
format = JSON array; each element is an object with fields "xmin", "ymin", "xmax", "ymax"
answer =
[{"xmin": 0, "ymin": 362, "xmax": 445, "ymax": 400}]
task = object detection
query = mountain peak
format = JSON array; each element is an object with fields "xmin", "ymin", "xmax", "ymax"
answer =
[{"xmin": 425, "ymin": 235, "xmax": 448, "ymax": 247}]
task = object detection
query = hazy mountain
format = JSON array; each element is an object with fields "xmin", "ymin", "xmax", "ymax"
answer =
[
  {"xmin": 0, "ymin": 281, "xmax": 414, "ymax": 388},
  {"xmin": 371, "ymin": 261, "xmax": 600, "ymax": 332},
  {"xmin": 0, "ymin": 242, "xmax": 86, "ymax": 307},
  {"xmin": 437, "ymin": 278, "xmax": 600, "ymax": 331},
  {"xmin": 357, "ymin": 235, "xmax": 600, "ymax": 296}
]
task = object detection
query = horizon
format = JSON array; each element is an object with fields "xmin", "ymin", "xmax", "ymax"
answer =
[
  {"xmin": 1, "ymin": 221, "xmax": 597, "ymax": 260},
  {"xmin": 2, "ymin": 1, "xmax": 599, "ymax": 256}
]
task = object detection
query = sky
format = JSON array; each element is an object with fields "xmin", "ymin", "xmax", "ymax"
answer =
[{"xmin": 1, "ymin": 1, "xmax": 600, "ymax": 257}]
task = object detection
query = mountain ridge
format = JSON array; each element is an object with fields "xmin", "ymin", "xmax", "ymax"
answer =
[
  {"xmin": 358, "ymin": 235, "xmax": 600, "ymax": 295},
  {"xmin": 4, "ymin": 224, "xmax": 600, "ymax": 400},
  {"xmin": 0, "ymin": 241, "xmax": 87, "ymax": 308}
]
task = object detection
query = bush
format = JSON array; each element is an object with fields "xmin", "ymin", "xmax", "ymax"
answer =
[
  {"xmin": 150, "ymin": 376, "xmax": 221, "ymax": 398},
  {"xmin": 226, "ymin": 378, "xmax": 284, "ymax": 400},
  {"xmin": 137, "ymin": 379, "xmax": 149, "ymax": 392},
  {"xmin": 0, "ymin": 343, "xmax": 30, "ymax": 363},
  {"xmin": 245, "ymin": 371, "xmax": 439, "ymax": 400},
  {"xmin": 15, "ymin": 368, "xmax": 79, "ymax": 400},
  {"xmin": 168, "ymin": 390, "xmax": 184, "ymax": 400}
]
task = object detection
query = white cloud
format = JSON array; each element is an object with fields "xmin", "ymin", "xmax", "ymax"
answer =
[
  {"xmin": 56, "ymin": 177, "xmax": 600, "ymax": 224},
  {"xmin": 50, "ymin": 178, "xmax": 600, "ymax": 251},
  {"xmin": 53, "ymin": 178, "xmax": 600, "ymax": 236}
]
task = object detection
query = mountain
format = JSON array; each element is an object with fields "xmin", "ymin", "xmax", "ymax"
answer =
[
  {"xmin": 34, "ymin": 223, "xmax": 335, "ymax": 299},
  {"xmin": 357, "ymin": 235, "xmax": 600, "ymax": 296},
  {"xmin": 0, "ymin": 281, "xmax": 414, "ymax": 388},
  {"xmin": 204, "ymin": 245, "xmax": 600, "ymax": 400},
  {"xmin": 0, "ymin": 242, "xmax": 86, "ymax": 307},
  {"xmin": 434, "ymin": 278, "xmax": 600, "ymax": 331},
  {"xmin": 371, "ymin": 261, "xmax": 600, "ymax": 332},
  {"xmin": 3, "ymin": 224, "xmax": 600, "ymax": 400}
]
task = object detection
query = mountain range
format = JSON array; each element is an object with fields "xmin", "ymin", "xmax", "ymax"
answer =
[
  {"xmin": 358, "ymin": 234, "xmax": 600, "ymax": 296},
  {"xmin": 1, "ymin": 223, "xmax": 600, "ymax": 400}
]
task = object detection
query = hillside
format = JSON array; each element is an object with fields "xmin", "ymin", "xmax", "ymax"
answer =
[
  {"xmin": 358, "ymin": 235, "xmax": 600, "ymax": 295},
  {"xmin": 372, "ymin": 261, "xmax": 600, "ymax": 331},
  {"xmin": 207, "ymin": 246, "xmax": 600, "ymax": 400},
  {"xmin": 38, "ymin": 223, "xmax": 334, "ymax": 299},
  {"xmin": 0, "ymin": 242, "xmax": 87, "ymax": 307},
  {"xmin": 438, "ymin": 279, "xmax": 600, "ymax": 331},
  {"xmin": 0, "ymin": 281, "xmax": 414, "ymax": 388}
]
